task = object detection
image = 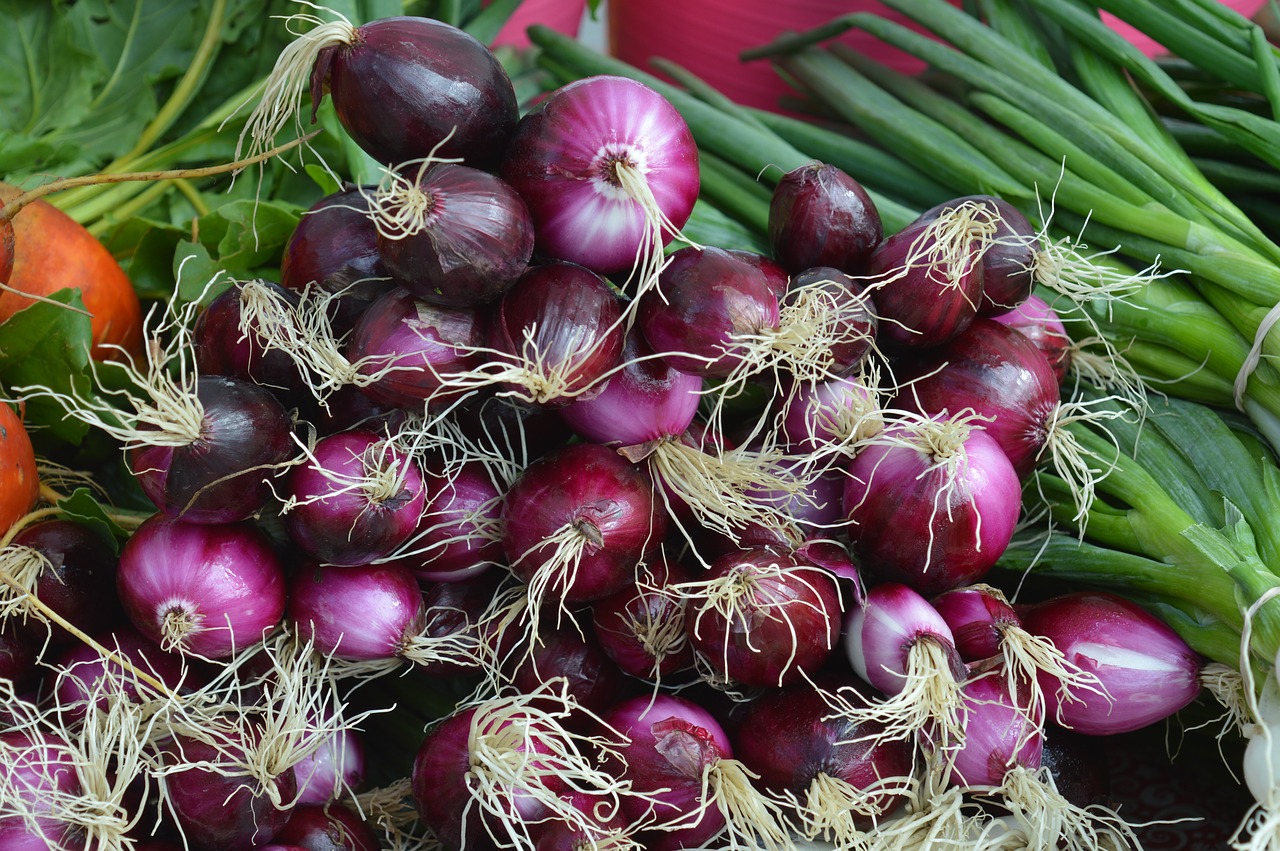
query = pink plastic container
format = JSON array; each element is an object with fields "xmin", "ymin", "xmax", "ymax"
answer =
[
  {"xmin": 608, "ymin": 0, "xmax": 949, "ymax": 112},
  {"xmin": 490, "ymin": 0, "xmax": 588, "ymax": 48}
]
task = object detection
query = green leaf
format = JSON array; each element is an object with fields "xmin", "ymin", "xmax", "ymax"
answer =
[
  {"xmin": 0, "ymin": 289, "xmax": 93, "ymax": 444},
  {"xmin": 305, "ymin": 164, "xmax": 343, "ymax": 197},
  {"xmin": 55, "ymin": 487, "xmax": 129, "ymax": 553},
  {"xmin": 172, "ymin": 239, "xmax": 228, "ymax": 304},
  {"xmin": 196, "ymin": 199, "xmax": 302, "ymax": 273},
  {"xmin": 0, "ymin": 2, "xmax": 98, "ymax": 145}
]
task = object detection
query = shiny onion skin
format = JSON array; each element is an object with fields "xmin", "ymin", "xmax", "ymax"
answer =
[
  {"xmin": 414, "ymin": 572, "xmax": 507, "ymax": 679},
  {"xmin": 49, "ymin": 625, "xmax": 191, "ymax": 722},
  {"xmin": 376, "ymin": 164, "xmax": 534, "ymax": 308},
  {"xmin": 932, "ymin": 585, "xmax": 1021, "ymax": 662},
  {"xmin": 769, "ymin": 163, "xmax": 883, "ymax": 275},
  {"xmin": 949, "ymin": 673, "xmax": 1043, "ymax": 788},
  {"xmin": 502, "ymin": 443, "xmax": 665, "ymax": 605},
  {"xmin": 918, "ymin": 195, "xmax": 1036, "ymax": 314},
  {"xmin": 501, "ymin": 75, "xmax": 699, "ymax": 276},
  {"xmin": 386, "ymin": 459, "xmax": 504, "ymax": 583},
  {"xmin": 288, "ymin": 728, "xmax": 365, "ymax": 807},
  {"xmin": 843, "ymin": 423, "xmax": 1021, "ymax": 596},
  {"xmin": 348, "ymin": 287, "xmax": 485, "ymax": 411},
  {"xmin": 287, "ymin": 564, "xmax": 424, "ymax": 662},
  {"xmin": 785, "ymin": 266, "xmax": 879, "ymax": 377},
  {"xmin": 129, "ymin": 375, "xmax": 295, "ymax": 524},
  {"xmin": 282, "ymin": 429, "xmax": 426, "ymax": 567},
  {"xmin": 271, "ymin": 802, "xmax": 380, "ymax": 851},
  {"xmin": 281, "ymin": 189, "xmax": 393, "ymax": 334},
  {"xmin": 991, "ymin": 294, "xmax": 1072, "ymax": 385},
  {"xmin": 486, "ymin": 262, "xmax": 625, "ymax": 407},
  {"xmin": 897, "ymin": 318, "xmax": 1061, "ymax": 478},
  {"xmin": 682, "ymin": 547, "xmax": 842, "ymax": 688},
  {"xmin": 193, "ymin": 281, "xmax": 308, "ymax": 398},
  {"xmin": 312, "ymin": 17, "xmax": 518, "ymax": 170},
  {"xmin": 636, "ymin": 246, "xmax": 780, "ymax": 378},
  {"xmin": 1020, "ymin": 592, "xmax": 1202, "ymax": 735},
  {"xmin": 591, "ymin": 558, "xmax": 696, "ymax": 681},
  {"xmin": 10, "ymin": 519, "xmax": 120, "ymax": 646},
  {"xmin": 116, "ymin": 516, "xmax": 286, "ymax": 659}
]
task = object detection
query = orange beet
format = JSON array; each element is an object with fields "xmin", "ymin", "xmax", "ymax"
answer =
[
  {"xmin": 0, "ymin": 402, "xmax": 38, "ymax": 534},
  {"xmin": 0, "ymin": 184, "xmax": 143, "ymax": 360}
]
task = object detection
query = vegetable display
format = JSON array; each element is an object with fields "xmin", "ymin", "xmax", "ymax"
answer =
[{"xmin": 2, "ymin": 2, "xmax": 1280, "ymax": 851}]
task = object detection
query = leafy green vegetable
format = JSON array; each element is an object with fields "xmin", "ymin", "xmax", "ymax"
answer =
[
  {"xmin": 54, "ymin": 487, "xmax": 130, "ymax": 553},
  {"xmin": 0, "ymin": 289, "xmax": 93, "ymax": 444}
]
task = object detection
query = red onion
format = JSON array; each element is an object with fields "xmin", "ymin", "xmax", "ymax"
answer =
[
  {"xmin": 129, "ymin": 375, "xmax": 296, "ymax": 524},
  {"xmin": 280, "ymin": 188, "xmax": 393, "ymax": 335},
  {"xmin": 49, "ymin": 625, "xmax": 192, "ymax": 721},
  {"xmin": 865, "ymin": 200, "xmax": 994, "ymax": 350},
  {"xmin": 769, "ymin": 163, "xmax": 883, "ymax": 275},
  {"xmin": 501, "ymin": 75, "xmax": 698, "ymax": 291},
  {"xmin": 117, "ymin": 516, "xmax": 285, "ymax": 659},
  {"xmin": 679, "ymin": 547, "xmax": 842, "ymax": 688},
  {"xmin": 194, "ymin": 281, "xmax": 309, "ymax": 399},
  {"xmin": 288, "ymin": 564, "xmax": 424, "ymax": 662},
  {"xmin": 502, "ymin": 443, "xmax": 665, "ymax": 619},
  {"xmin": 778, "ymin": 373, "xmax": 884, "ymax": 455},
  {"xmin": 386, "ymin": 459, "xmax": 504, "ymax": 583},
  {"xmin": 291, "ymin": 727, "xmax": 365, "ymax": 806},
  {"xmin": 369, "ymin": 164, "xmax": 533, "ymax": 307},
  {"xmin": 918, "ymin": 194, "xmax": 1035, "ymax": 314},
  {"xmin": 506, "ymin": 618, "xmax": 631, "ymax": 713},
  {"xmin": 0, "ymin": 622, "xmax": 39, "ymax": 690},
  {"xmin": 271, "ymin": 802, "xmax": 379, "ymax": 851},
  {"xmin": 1020, "ymin": 592, "xmax": 1202, "ymax": 735},
  {"xmin": 282, "ymin": 428, "xmax": 426, "ymax": 567},
  {"xmin": 844, "ymin": 416, "xmax": 1021, "ymax": 596},
  {"xmin": 591, "ymin": 558, "xmax": 697, "ymax": 683},
  {"xmin": 414, "ymin": 572, "xmax": 509, "ymax": 679},
  {"xmin": 0, "ymin": 730, "xmax": 84, "ymax": 851},
  {"xmin": 991, "ymin": 293, "xmax": 1072, "ymax": 385},
  {"xmin": 7, "ymin": 518, "xmax": 120, "ymax": 646}
]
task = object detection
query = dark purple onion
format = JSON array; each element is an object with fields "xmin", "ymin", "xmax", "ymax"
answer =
[
  {"xmin": 507, "ymin": 619, "xmax": 630, "ymax": 713},
  {"xmin": 500, "ymin": 75, "xmax": 699, "ymax": 276},
  {"xmin": 129, "ymin": 375, "xmax": 296, "ymax": 524},
  {"xmin": 117, "ymin": 516, "xmax": 286, "ymax": 659},
  {"xmin": 591, "ymin": 558, "xmax": 696, "ymax": 682},
  {"xmin": 10, "ymin": 519, "xmax": 120, "ymax": 645},
  {"xmin": 1020, "ymin": 592, "xmax": 1202, "ymax": 735},
  {"xmin": 312, "ymin": 17, "xmax": 518, "ymax": 170},
  {"xmin": 386, "ymin": 460, "xmax": 504, "ymax": 583},
  {"xmin": 843, "ymin": 419, "xmax": 1021, "ymax": 596},
  {"xmin": 305, "ymin": 382, "xmax": 407, "ymax": 437},
  {"xmin": 558, "ymin": 330, "xmax": 702, "ymax": 448},
  {"xmin": 486, "ymin": 262, "xmax": 625, "ymax": 407},
  {"xmin": 162, "ymin": 734, "xmax": 296, "ymax": 851},
  {"xmin": 637, "ymin": 246, "xmax": 780, "ymax": 378},
  {"xmin": 919, "ymin": 194, "xmax": 1035, "ymax": 314},
  {"xmin": 778, "ymin": 375, "xmax": 882, "ymax": 453},
  {"xmin": 896, "ymin": 317, "xmax": 1061, "ymax": 478},
  {"xmin": 1040, "ymin": 727, "xmax": 1111, "ymax": 807},
  {"xmin": 280, "ymin": 188, "xmax": 393, "ymax": 335},
  {"xmin": 502, "ymin": 443, "xmax": 665, "ymax": 605},
  {"xmin": 291, "ymin": 727, "xmax": 365, "ymax": 806},
  {"xmin": 682, "ymin": 547, "xmax": 841, "ymax": 688},
  {"xmin": 194, "ymin": 281, "xmax": 310, "ymax": 397},
  {"xmin": 283, "ymin": 428, "xmax": 426, "ymax": 566},
  {"xmin": 288, "ymin": 564, "xmax": 424, "ymax": 661},
  {"xmin": 0, "ymin": 730, "xmax": 84, "ymax": 851},
  {"xmin": 414, "ymin": 572, "xmax": 508, "ymax": 678},
  {"xmin": 991, "ymin": 293, "xmax": 1072, "ymax": 384},
  {"xmin": 0, "ymin": 622, "xmax": 39, "ymax": 690},
  {"xmin": 375, "ymin": 164, "xmax": 533, "ymax": 307},
  {"xmin": 769, "ymin": 163, "xmax": 883, "ymax": 275},
  {"xmin": 779, "ymin": 267, "xmax": 878, "ymax": 378},
  {"xmin": 348, "ymin": 287, "xmax": 484, "ymax": 411},
  {"xmin": 271, "ymin": 802, "xmax": 379, "ymax": 851}
]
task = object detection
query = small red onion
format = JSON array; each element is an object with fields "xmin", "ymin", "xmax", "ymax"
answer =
[
  {"xmin": 949, "ymin": 672, "xmax": 1043, "ymax": 788},
  {"xmin": 288, "ymin": 564, "xmax": 423, "ymax": 662},
  {"xmin": 932, "ymin": 584, "xmax": 1021, "ymax": 662},
  {"xmin": 9, "ymin": 518, "xmax": 120, "ymax": 646},
  {"xmin": 291, "ymin": 727, "xmax": 365, "ymax": 806},
  {"xmin": 769, "ymin": 163, "xmax": 883, "ymax": 275},
  {"xmin": 507, "ymin": 618, "xmax": 630, "ymax": 713},
  {"xmin": 271, "ymin": 802, "xmax": 379, "ymax": 851},
  {"xmin": 117, "ymin": 516, "xmax": 285, "ymax": 659},
  {"xmin": 991, "ymin": 293, "xmax": 1072, "ymax": 384},
  {"xmin": 591, "ymin": 558, "xmax": 696, "ymax": 682},
  {"xmin": 918, "ymin": 194, "xmax": 1035, "ymax": 314},
  {"xmin": 194, "ymin": 281, "xmax": 310, "ymax": 399}
]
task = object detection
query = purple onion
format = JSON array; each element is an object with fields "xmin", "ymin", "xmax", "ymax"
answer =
[
  {"xmin": 1020, "ymin": 592, "xmax": 1202, "ymax": 735},
  {"xmin": 129, "ymin": 375, "xmax": 296, "ymax": 524},
  {"xmin": 844, "ymin": 418, "xmax": 1021, "ymax": 596},
  {"xmin": 49, "ymin": 625, "xmax": 192, "ymax": 721},
  {"xmin": 637, "ymin": 246, "xmax": 779, "ymax": 378},
  {"xmin": 991, "ymin": 293, "xmax": 1072, "ymax": 384},
  {"xmin": 291, "ymin": 727, "xmax": 365, "ymax": 806},
  {"xmin": 932, "ymin": 584, "xmax": 1021, "ymax": 662},
  {"xmin": 311, "ymin": 17, "xmax": 518, "ymax": 169},
  {"xmin": 414, "ymin": 572, "xmax": 508, "ymax": 678},
  {"xmin": 288, "ymin": 564, "xmax": 424, "ymax": 662},
  {"xmin": 0, "ymin": 622, "xmax": 39, "ymax": 690},
  {"xmin": 949, "ymin": 673, "xmax": 1042, "ymax": 788},
  {"xmin": 778, "ymin": 375, "xmax": 883, "ymax": 453},
  {"xmin": 162, "ymin": 733, "xmax": 296, "ymax": 851},
  {"xmin": 271, "ymin": 802, "xmax": 379, "ymax": 851},
  {"xmin": 282, "ymin": 428, "xmax": 426, "ymax": 566},
  {"xmin": 348, "ymin": 287, "xmax": 484, "ymax": 411},
  {"xmin": 0, "ymin": 730, "xmax": 84, "ymax": 851},
  {"xmin": 194, "ymin": 281, "xmax": 310, "ymax": 398},
  {"xmin": 280, "ymin": 188, "xmax": 393, "ymax": 334},
  {"xmin": 374, "ymin": 164, "xmax": 533, "ymax": 307},
  {"xmin": 507, "ymin": 619, "xmax": 630, "ymax": 713},
  {"xmin": 919, "ymin": 194, "xmax": 1035, "ymax": 314},
  {"xmin": 782, "ymin": 266, "xmax": 879, "ymax": 377},
  {"xmin": 591, "ymin": 558, "xmax": 696, "ymax": 682},
  {"xmin": 117, "ymin": 516, "xmax": 285, "ymax": 659},
  {"xmin": 501, "ymin": 75, "xmax": 699, "ymax": 277},
  {"xmin": 769, "ymin": 163, "xmax": 883, "ymax": 275},
  {"xmin": 502, "ymin": 443, "xmax": 665, "ymax": 607},
  {"xmin": 9, "ymin": 518, "xmax": 120, "ymax": 646},
  {"xmin": 682, "ymin": 547, "xmax": 841, "ymax": 688},
  {"xmin": 486, "ymin": 262, "xmax": 625, "ymax": 407},
  {"xmin": 386, "ymin": 459, "xmax": 504, "ymax": 583}
]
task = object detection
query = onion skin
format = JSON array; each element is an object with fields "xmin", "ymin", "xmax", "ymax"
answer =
[
  {"xmin": 313, "ymin": 17, "xmax": 518, "ymax": 170},
  {"xmin": 49, "ymin": 625, "xmax": 191, "ymax": 721},
  {"xmin": 784, "ymin": 266, "xmax": 879, "ymax": 377},
  {"xmin": 117, "ymin": 516, "xmax": 286, "ymax": 659},
  {"xmin": 1020, "ymin": 592, "xmax": 1202, "ymax": 735},
  {"xmin": 288, "ymin": 564, "xmax": 424, "ymax": 662},
  {"xmin": 486, "ymin": 262, "xmax": 625, "ymax": 406},
  {"xmin": 502, "ymin": 443, "xmax": 665, "ymax": 604},
  {"xmin": 932, "ymin": 585, "xmax": 1020, "ymax": 662},
  {"xmin": 734, "ymin": 682, "xmax": 911, "ymax": 821},
  {"xmin": 500, "ymin": 75, "xmax": 699, "ymax": 275},
  {"xmin": 377, "ymin": 165, "xmax": 534, "ymax": 308},
  {"xmin": 769, "ymin": 163, "xmax": 883, "ymax": 275},
  {"xmin": 0, "ymin": 622, "xmax": 39, "ymax": 690},
  {"xmin": 194, "ymin": 281, "xmax": 309, "ymax": 398},
  {"xmin": 919, "ymin": 195, "xmax": 1035, "ymax": 314},
  {"xmin": 637, "ymin": 246, "xmax": 779, "ymax": 378},
  {"xmin": 844, "ymin": 583, "xmax": 966, "ymax": 697},
  {"xmin": 386, "ymin": 459, "xmax": 503, "ymax": 583},
  {"xmin": 897, "ymin": 317, "xmax": 1060, "ymax": 478},
  {"xmin": 843, "ymin": 424, "xmax": 1021, "ymax": 596},
  {"xmin": 592, "ymin": 558, "xmax": 696, "ymax": 681},
  {"xmin": 349, "ymin": 287, "xmax": 484, "ymax": 411},
  {"xmin": 10, "ymin": 519, "xmax": 120, "ymax": 646},
  {"xmin": 949, "ymin": 673, "xmax": 1042, "ymax": 788},
  {"xmin": 281, "ymin": 189, "xmax": 392, "ymax": 334},
  {"xmin": 507, "ymin": 619, "xmax": 630, "ymax": 713},
  {"xmin": 291, "ymin": 728, "xmax": 365, "ymax": 806},
  {"xmin": 0, "ymin": 730, "xmax": 84, "ymax": 851},
  {"xmin": 991, "ymin": 293, "xmax": 1071, "ymax": 385},
  {"xmin": 414, "ymin": 573, "xmax": 506, "ymax": 678},
  {"xmin": 162, "ymin": 734, "xmax": 297, "ymax": 851},
  {"xmin": 130, "ymin": 375, "xmax": 296, "ymax": 524},
  {"xmin": 283, "ymin": 429, "xmax": 426, "ymax": 567},
  {"xmin": 271, "ymin": 802, "xmax": 379, "ymax": 851},
  {"xmin": 683, "ymin": 548, "xmax": 842, "ymax": 687}
]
